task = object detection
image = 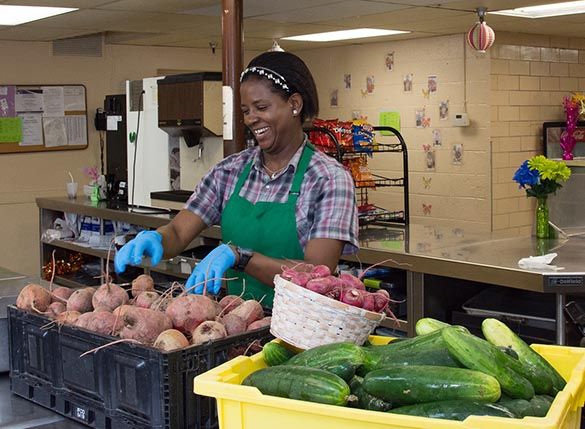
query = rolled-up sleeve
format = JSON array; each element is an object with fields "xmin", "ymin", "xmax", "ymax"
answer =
[{"xmin": 184, "ymin": 168, "xmax": 222, "ymax": 227}]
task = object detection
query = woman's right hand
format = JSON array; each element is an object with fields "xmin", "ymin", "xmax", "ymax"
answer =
[{"xmin": 114, "ymin": 230, "xmax": 163, "ymax": 273}]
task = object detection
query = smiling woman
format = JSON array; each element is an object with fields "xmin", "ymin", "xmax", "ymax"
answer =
[{"xmin": 114, "ymin": 51, "xmax": 359, "ymax": 308}]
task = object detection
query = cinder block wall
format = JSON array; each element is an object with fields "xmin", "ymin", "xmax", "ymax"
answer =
[
  {"xmin": 490, "ymin": 32, "xmax": 583, "ymax": 234},
  {"xmin": 299, "ymin": 34, "xmax": 492, "ymax": 231}
]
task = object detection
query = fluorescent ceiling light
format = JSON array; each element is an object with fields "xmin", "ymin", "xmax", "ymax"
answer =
[
  {"xmin": 0, "ymin": 5, "xmax": 77, "ymax": 26},
  {"xmin": 282, "ymin": 28, "xmax": 409, "ymax": 42},
  {"xmin": 491, "ymin": 1, "xmax": 585, "ymax": 18}
]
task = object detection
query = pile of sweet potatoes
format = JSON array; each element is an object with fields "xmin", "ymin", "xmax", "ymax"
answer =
[{"xmin": 15, "ymin": 276, "xmax": 270, "ymax": 352}]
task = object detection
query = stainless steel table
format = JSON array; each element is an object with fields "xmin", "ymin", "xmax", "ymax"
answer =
[
  {"xmin": 36, "ymin": 197, "xmax": 585, "ymax": 343},
  {"xmin": 355, "ymin": 223, "xmax": 585, "ymax": 342}
]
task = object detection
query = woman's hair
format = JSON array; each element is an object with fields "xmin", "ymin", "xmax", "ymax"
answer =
[{"xmin": 241, "ymin": 51, "xmax": 319, "ymax": 123}]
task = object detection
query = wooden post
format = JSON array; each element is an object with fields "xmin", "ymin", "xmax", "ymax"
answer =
[{"xmin": 222, "ymin": 0, "xmax": 244, "ymax": 156}]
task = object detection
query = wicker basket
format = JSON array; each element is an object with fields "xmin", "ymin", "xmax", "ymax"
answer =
[{"xmin": 270, "ymin": 274, "xmax": 385, "ymax": 349}]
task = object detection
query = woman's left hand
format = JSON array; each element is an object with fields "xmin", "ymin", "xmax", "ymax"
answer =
[{"xmin": 186, "ymin": 244, "xmax": 236, "ymax": 294}]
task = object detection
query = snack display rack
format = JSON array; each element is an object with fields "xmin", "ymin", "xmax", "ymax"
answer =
[{"xmin": 307, "ymin": 125, "xmax": 409, "ymax": 225}]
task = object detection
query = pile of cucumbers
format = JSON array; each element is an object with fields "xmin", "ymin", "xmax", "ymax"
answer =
[{"xmin": 243, "ymin": 317, "xmax": 566, "ymax": 421}]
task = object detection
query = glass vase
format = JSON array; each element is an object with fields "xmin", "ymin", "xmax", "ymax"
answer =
[{"xmin": 535, "ymin": 196, "xmax": 550, "ymax": 239}]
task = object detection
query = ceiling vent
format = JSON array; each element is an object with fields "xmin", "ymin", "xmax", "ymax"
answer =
[{"xmin": 53, "ymin": 33, "xmax": 103, "ymax": 57}]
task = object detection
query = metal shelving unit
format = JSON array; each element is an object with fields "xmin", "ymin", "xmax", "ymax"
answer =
[{"xmin": 307, "ymin": 125, "xmax": 409, "ymax": 226}]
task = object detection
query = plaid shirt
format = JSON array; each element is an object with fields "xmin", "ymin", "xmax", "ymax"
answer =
[{"xmin": 185, "ymin": 138, "xmax": 359, "ymax": 255}]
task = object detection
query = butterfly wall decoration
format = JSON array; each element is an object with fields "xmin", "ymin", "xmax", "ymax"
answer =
[
  {"xmin": 422, "ymin": 177, "xmax": 432, "ymax": 189},
  {"xmin": 422, "ymin": 203, "xmax": 432, "ymax": 215}
]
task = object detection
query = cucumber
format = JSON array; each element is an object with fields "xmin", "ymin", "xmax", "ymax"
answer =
[
  {"xmin": 529, "ymin": 395, "xmax": 553, "ymax": 417},
  {"xmin": 348, "ymin": 376, "xmax": 393, "ymax": 412},
  {"xmin": 362, "ymin": 365, "xmax": 501, "ymax": 405},
  {"xmin": 497, "ymin": 396, "xmax": 534, "ymax": 418},
  {"xmin": 481, "ymin": 318, "xmax": 566, "ymax": 392},
  {"xmin": 442, "ymin": 327, "xmax": 535, "ymax": 400},
  {"xmin": 498, "ymin": 346, "xmax": 519, "ymax": 360},
  {"xmin": 319, "ymin": 361, "xmax": 356, "ymax": 381},
  {"xmin": 242, "ymin": 365, "xmax": 351, "ymax": 406},
  {"xmin": 362, "ymin": 328, "xmax": 463, "ymax": 372},
  {"xmin": 262, "ymin": 342, "xmax": 296, "ymax": 366},
  {"xmin": 362, "ymin": 345, "xmax": 461, "ymax": 373},
  {"xmin": 285, "ymin": 342, "xmax": 365, "ymax": 381},
  {"xmin": 388, "ymin": 400, "xmax": 515, "ymax": 420},
  {"xmin": 415, "ymin": 317, "xmax": 451, "ymax": 335}
]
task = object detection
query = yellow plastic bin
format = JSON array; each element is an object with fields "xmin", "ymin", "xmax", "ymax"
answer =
[{"xmin": 193, "ymin": 337, "xmax": 585, "ymax": 429}]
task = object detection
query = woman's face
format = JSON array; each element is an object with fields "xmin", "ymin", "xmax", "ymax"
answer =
[{"xmin": 240, "ymin": 77, "xmax": 299, "ymax": 154}]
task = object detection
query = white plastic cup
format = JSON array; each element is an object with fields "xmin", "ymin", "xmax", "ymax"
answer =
[{"xmin": 66, "ymin": 182, "xmax": 78, "ymax": 199}]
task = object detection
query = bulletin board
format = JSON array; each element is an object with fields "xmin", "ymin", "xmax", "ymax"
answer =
[{"xmin": 0, "ymin": 84, "xmax": 89, "ymax": 154}]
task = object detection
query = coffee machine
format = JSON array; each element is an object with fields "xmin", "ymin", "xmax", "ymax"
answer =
[{"xmin": 101, "ymin": 94, "xmax": 128, "ymax": 201}]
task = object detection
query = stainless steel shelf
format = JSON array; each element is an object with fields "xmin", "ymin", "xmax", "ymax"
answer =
[{"xmin": 42, "ymin": 239, "xmax": 108, "ymax": 259}]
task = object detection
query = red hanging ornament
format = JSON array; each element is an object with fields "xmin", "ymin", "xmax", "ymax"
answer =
[{"xmin": 467, "ymin": 8, "xmax": 495, "ymax": 53}]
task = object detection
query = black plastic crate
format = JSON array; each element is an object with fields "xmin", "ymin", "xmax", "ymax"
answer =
[{"xmin": 8, "ymin": 306, "xmax": 272, "ymax": 428}]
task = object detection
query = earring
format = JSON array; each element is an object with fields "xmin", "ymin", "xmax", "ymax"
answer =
[{"xmin": 292, "ymin": 109, "xmax": 298, "ymax": 116}]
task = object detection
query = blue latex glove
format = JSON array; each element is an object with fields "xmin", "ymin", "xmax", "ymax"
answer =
[
  {"xmin": 114, "ymin": 230, "xmax": 163, "ymax": 273},
  {"xmin": 187, "ymin": 244, "xmax": 236, "ymax": 295}
]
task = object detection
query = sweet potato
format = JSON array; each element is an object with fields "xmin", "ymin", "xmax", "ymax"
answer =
[
  {"xmin": 135, "ymin": 291, "xmax": 160, "ymax": 309},
  {"xmin": 66, "ymin": 289, "xmax": 94, "ymax": 313},
  {"xmin": 151, "ymin": 295, "xmax": 173, "ymax": 312},
  {"xmin": 120, "ymin": 306, "xmax": 172, "ymax": 344},
  {"xmin": 131, "ymin": 274, "xmax": 155, "ymax": 297},
  {"xmin": 230, "ymin": 300, "xmax": 264, "ymax": 327},
  {"xmin": 55, "ymin": 310, "xmax": 80, "ymax": 325},
  {"xmin": 112, "ymin": 304, "xmax": 132, "ymax": 318},
  {"xmin": 220, "ymin": 313, "xmax": 246, "ymax": 336},
  {"xmin": 51, "ymin": 286, "xmax": 74, "ymax": 303},
  {"xmin": 218, "ymin": 295, "xmax": 244, "ymax": 315},
  {"xmin": 165, "ymin": 295, "xmax": 217, "ymax": 334},
  {"xmin": 75, "ymin": 310, "xmax": 123, "ymax": 335},
  {"xmin": 191, "ymin": 321, "xmax": 227, "ymax": 346},
  {"xmin": 92, "ymin": 282, "xmax": 129, "ymax": 312},
  {"xmin": 16, "ymin": 283, "xmax": 52, "ymax": 312},
  {"xmin": 153, "ymin": 329, "xmax": 189, "ymax": 351},
  {"xmin": 46, "ymin": 301, "xmax": 67, "ymax": 318},
  {"xmin": 246, "ymin": 316, "xmax": 271, "ymax": 331}
]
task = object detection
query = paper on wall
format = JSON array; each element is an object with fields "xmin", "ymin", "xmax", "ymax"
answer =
[
  {"xmin": 65, "ymin": 115, "xmax": 87, "ymax": 146},
  {"xmin": 42, "ymin": 117, "xmax": 67, "ymax": 147},
  {"xmin": 0, "ymin": 117, "xmax": 22, "ymax": 143},
  {"xmin": 15, "ymin": 89, "xmax": 43, "ymax": 112},
  {"xmin": 0, "ymin": 86, "xmax": 16, "ymax": 117},
  {"xmin": 63, "ymin": 86, "xmax": 86, "ymax": 111},
  {"xmin": 42, "ymin": 86, "xmax": 65, "ymax": 117},
  {"xmin": 18, "ymin": 113, "xmax": 43, "ymax": 146}
]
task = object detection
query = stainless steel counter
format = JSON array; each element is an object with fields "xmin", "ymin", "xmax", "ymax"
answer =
[{"xmin": 37, "ymin": 197, "xmax": 585, "ymax": 342}]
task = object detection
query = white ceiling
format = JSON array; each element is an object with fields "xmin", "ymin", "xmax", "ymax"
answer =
[{"xmin": 0, "ymin": 0, "xmax": 584, "ymax": 51}]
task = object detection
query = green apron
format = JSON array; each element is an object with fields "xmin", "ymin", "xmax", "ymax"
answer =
[{"xmin": 221, "ymin": 143, "xmax": 314, "ymax": 308}]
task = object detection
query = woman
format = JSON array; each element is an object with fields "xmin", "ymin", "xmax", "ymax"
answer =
[{"xmin": 115, "ymin": 51, "xmax": 358, "ymax": 307}]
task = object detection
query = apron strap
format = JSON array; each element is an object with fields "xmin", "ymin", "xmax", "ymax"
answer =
[
  {"xmin": 232, "ymin": 159, "xmax": 254, "ymax": 196},
  {"xmin": 289, "ymin": 143, "xmax": 315, "ymax": 198}
]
